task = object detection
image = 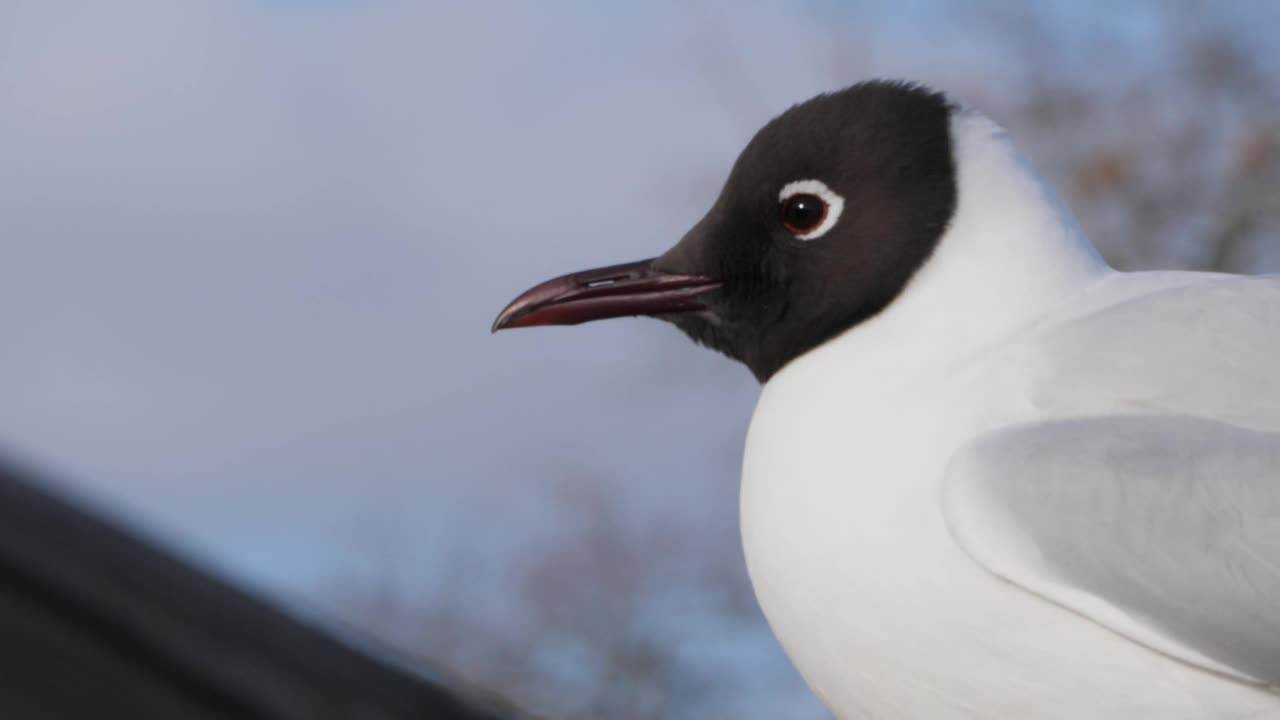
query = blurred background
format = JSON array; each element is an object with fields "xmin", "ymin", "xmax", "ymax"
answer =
[{"xmin": 1, "ymin": 1, "xmax": 1277, "ymax": 717}]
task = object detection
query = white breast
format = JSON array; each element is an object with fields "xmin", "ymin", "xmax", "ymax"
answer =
[{"xmin": 741, "ymin": 336, "xmax": 1276, "ymax": 719}]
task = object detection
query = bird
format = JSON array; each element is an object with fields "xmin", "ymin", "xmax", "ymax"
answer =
[{"xmin": 491, "ymin": 80, "xmax": 1280, "ymax": 718}]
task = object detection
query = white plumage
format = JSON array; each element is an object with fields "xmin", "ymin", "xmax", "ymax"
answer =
[{"xmin": 741, "ymin": 110, "xmax": 1280, "ymax": 718}]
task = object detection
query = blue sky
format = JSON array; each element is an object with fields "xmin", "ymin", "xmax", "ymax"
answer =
[
  {"xmin": 0, "ymin": 0, "xmax": 873, "ymax": 588},
  {"xmin": 1, "ymin": 1, "xmax": 1274, "ymax": 715}
]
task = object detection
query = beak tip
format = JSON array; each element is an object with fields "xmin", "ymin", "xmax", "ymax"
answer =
[{"xmin": 491, "ymin": 303, "xmax": 528, "ymax": 333}]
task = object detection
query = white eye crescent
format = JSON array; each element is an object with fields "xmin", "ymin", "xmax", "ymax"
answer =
[{"xmin": 778, "ymin": 179, "xmax": 844, "ymax": 240}]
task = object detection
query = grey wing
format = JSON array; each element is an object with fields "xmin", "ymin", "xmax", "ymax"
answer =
[{"xmin": 943, "ymin": 415, "xmax": 1280, "ymax": 686}]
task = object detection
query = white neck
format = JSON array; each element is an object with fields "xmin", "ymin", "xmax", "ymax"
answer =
[{"xmin": 778, "ymin": 109, "xmax": 1112, "ymax": 381}]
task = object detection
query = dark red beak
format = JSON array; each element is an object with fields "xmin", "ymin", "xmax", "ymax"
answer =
[{"xmin": 491, "ymin": 258, "xmax": 721, "ymax": 332}]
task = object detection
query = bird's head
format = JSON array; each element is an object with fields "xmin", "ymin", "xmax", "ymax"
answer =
[{"xmin": 492, "ymin": 81, "xmax": 958, "ymax": 382}]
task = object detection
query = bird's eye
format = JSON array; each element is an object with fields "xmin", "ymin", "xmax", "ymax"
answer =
[
  {"xmin": 781, "ymin": 194, "xmax": 827, "ymax": 234},
  {"xmin": 778, "ymin": 179, "xmax": 844, "ymax": 240}
]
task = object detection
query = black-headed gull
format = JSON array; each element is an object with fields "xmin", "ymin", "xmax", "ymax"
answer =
[{"xmin": 494, "ymin": 80, "xmax": 1280, "ymax": 718}]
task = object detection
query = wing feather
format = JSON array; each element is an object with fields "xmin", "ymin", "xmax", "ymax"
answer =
[{"xmin": 945, "ymin": 276, "xmax": 1280, "ymax": 685}]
